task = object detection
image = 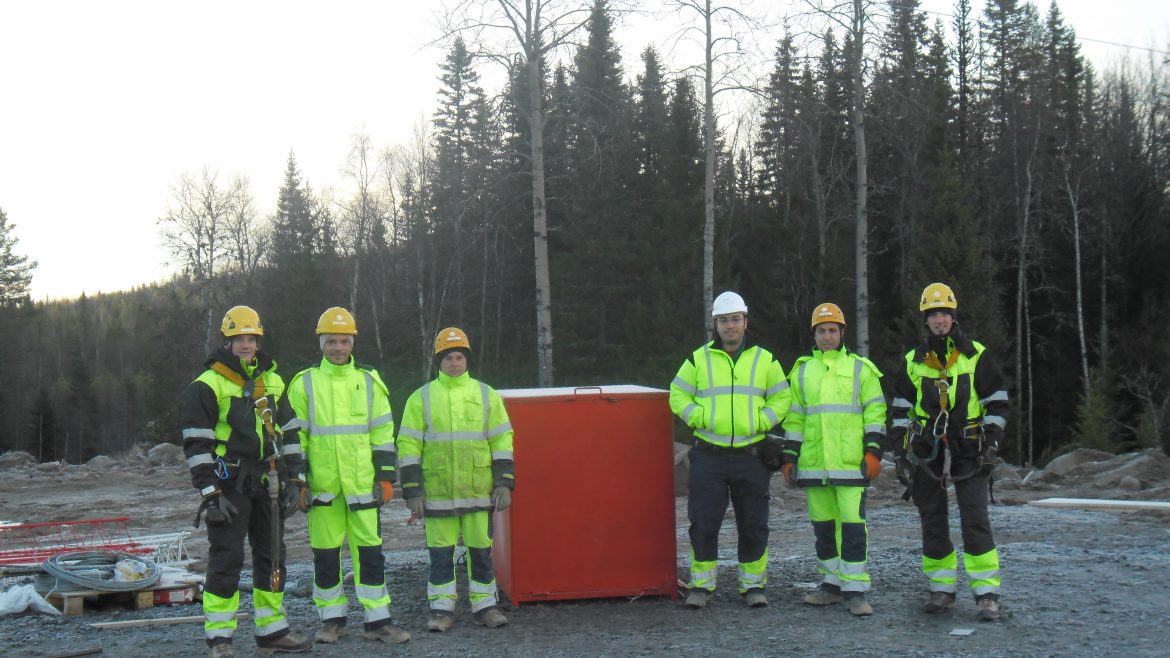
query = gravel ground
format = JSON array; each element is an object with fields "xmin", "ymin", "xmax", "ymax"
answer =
[{"xmin": 2, "ymin": 458, "xmax": 1169, "ymax": 657}]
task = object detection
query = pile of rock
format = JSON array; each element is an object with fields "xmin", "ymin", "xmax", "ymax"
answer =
[{"xmin": 998, "ymin": 448, "xmax": 1170, "ymax": 496}]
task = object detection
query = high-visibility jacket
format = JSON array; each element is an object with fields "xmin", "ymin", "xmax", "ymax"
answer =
[
  {"xmin": 782, "ymin": 347, "xmax": 885, "ymax": 487},
  {"xmin": 181, "ymin": 348, "xmax": 296, "ymax": 497},
  {"xmin": 669, "ymin": 340, "xmax": 791, "ymax": 448},
  {"xmin": 890, "ymin": 333, "xmax": 1008, "ymax": 451},
  {"xmin": 397, "ymin": 371, "xmax": 514, "ymax": 517},
  {"xmin": 286, "ymin": 357, "xmax": 396, "ymax": 511}
]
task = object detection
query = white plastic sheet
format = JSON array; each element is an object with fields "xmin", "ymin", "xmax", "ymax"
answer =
[{"xmin": 0, "ymin": 584, "xmax": 62, "ymax": 616}]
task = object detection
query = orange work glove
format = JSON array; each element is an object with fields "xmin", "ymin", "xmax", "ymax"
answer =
[
  {"xmin": 374, "ymin": 480, "xmax": 394, "ymax": 506},
  {"xmin": 863, "ymin": 452, "xmax": 882, "ymax": 480},
  {"xmin": 782, "ymin": 463, "xmax": 796, "ymax": 485}
]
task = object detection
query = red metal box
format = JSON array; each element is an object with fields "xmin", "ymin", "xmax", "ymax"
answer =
[{"xmin": 492, "ymin": 385, "xmax": 678, "ymax": 604}]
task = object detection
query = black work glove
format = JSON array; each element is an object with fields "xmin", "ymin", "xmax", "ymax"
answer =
[
  {"xmin": 758, "ymin": 435, "xmax": 785, "ymax": 472},
  {"xmin": 282, "ymin": 479, "xmax": 307, "ymax": 515},
  {"xmin": 204, "ymin": 491, "xmax": 239, "ymax": 524}
]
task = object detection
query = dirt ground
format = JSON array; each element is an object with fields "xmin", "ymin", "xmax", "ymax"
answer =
[{"xmin": 2, "ymin": 450, "xmax": 1169, "ymax": 657}]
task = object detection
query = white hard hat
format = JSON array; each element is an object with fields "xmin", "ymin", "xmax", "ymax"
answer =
[{"xmin": 712, "ymin": 291, "xmax": 748, "ymax": 317}]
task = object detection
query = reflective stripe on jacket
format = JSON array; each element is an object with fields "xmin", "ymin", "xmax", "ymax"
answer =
[
  {"xmin": 669, "ymin": 341, "xmax": 791, "ymax": 448},
  {"xmin": 287, "ymin": 357, "xmax": 396, "ymax": 511},
  {"xmin": 397, "ymin": 371, "xmax": 515, "ymax": 517},
  {"xmin": 783, "ymin": 347, "xmax": 885, "ymax": 486}
]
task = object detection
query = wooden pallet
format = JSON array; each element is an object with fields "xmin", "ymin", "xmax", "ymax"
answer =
[{"xmin": 44, "ymin": 584, "xmax": 201, "ymax": 616}]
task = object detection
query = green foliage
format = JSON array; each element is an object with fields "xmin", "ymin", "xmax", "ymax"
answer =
[
  {"xmin": 1073, "ymin": 369, "xmax": 1114, "ymax": 452},
  {"xmin": 0, "ymin": 206, "xmax": 35, "ymax": 307}
]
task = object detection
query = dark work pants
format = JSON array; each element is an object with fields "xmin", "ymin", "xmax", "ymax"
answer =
[
  {"xmin": 205, "ymin": 485, "xmax": 286, "ymax": 599},
  {"xmin": 911, "ymin": 455, "xmax": 995, "ymax": 560},
  {"xmin": 687, "ymin": 447, "xmax": 771, "ymax": 564}
]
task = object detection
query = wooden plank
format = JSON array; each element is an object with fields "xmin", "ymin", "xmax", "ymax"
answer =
[
  {"xmin": 90, "ymin": 613, "xmax": 249, "ymax": 629},
  {"xmin": 1028, "ymin": 497, "xmax": 1170, "ymax": 511}
]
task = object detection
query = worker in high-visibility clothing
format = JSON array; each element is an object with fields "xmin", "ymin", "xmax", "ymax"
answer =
[
  {"xmin": 397, "ymin": 327, "xmax": 515, "ymax": 631},
  {"xmin": 181, "ymin": 305, "xmax": 312, "ymax": 658},
  {"xmin": 285, "ymin": 307, "xmax": 411, "ymax": 645},
  {"xmin": 669, "ymin": 291, "xmax": 791, "ymax": 610},
  {"xmin": 782, "ymin": 303, "xmax": 886, "ymax": 616},
  {"xmin": 889, "ymin": 283, "xmax": 1008, "ymax": 621}
]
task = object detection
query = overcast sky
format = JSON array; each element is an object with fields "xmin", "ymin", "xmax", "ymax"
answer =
[{"xmin": 1, "ymin": 1, "xmax": 1165, "ymax": 301}]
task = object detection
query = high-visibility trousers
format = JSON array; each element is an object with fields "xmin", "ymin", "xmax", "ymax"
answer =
[
  {"xmin": 912, "ymin": 458, "xmax": 1001, "ymax": 597},
  {"xmin": 308, "ymin": 497, "xmax": 394, "ymax": 630},
  {"xmin": 687, "ymin": 446, "xmax": 770, "ymax": 594},
  {"xmin": 423, "ymin": 511, "xmax": 498, "ymax": 613},
  {"xmin": 805, "ymin": 485, "xmax": 870, "ymax": 592},
  {"xmin": 203, "ymin": 486, "xmax": 289, "ymax": 643}
]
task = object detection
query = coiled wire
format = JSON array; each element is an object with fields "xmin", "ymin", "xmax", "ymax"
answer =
[{"xmin": 42, "ymin": 551, "xmax": 162, "ymax": 592}]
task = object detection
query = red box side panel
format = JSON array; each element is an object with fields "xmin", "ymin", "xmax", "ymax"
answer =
[{"xmin": 493, "ymin": 391, "xmax": 678, "ymax": 604}]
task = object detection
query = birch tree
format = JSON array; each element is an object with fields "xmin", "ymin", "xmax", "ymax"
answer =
[
  {"xmin": 666, "ymin": 0, "xmax": 769, "ymax": 337},
  {"xmin": 158, "ymin": 167, "xmax": 248, "ymax": 354},
  {"xmin": 802, "ymin": 0, "xmax": 877, "ymax": 355},
  {"xmin": 441, "ymin": 0, "xmax": 598, "ymax": 386}
]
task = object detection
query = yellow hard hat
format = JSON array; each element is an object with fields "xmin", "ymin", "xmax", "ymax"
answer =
[
  {"xmin": 221, "ymin": 305, "xmax": 263, "ymax": 337},
  {"xmin": 434, "ymin": 327, "xmax": 471, "ymax": 356},
  {"xmin": 919, "ymin": 283, "xmax": 957, "ymax": 312},
  {"xmin": 810, "ymin": 302, "xmax": 847, "ymax": 329},
  {"xmin": 316, "ymin": 307, "xmax": 358, "ymax": 335}
]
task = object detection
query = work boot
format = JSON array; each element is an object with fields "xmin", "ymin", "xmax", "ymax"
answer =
[
  {"xmin": 922, "ymin": 591, "xmax": 956, "ymax": 614},
  {"xmin": 362, "ymin": 622, "xmax": 412, "ymax": 643},
  {"xmin": 208, "ymin": 641, "xmax": 234, "ymax": 658},
  {"xmin": 256, "ymin": 630, "xmax": 313, "ymax": 654},
  {"xmin": 427, "ymin": 611, "xmax": 455, "ymax": 632},
  {"xmin": 684, "ymin": 588, "xmax": 712, "ymax": 609},
  {"xmin": 315, "ymin": 622, "xmax": 346, "ymax": 644},
  {"xmin": 844, "ymin": 593, "xmax": 873, "ymax": 616},
  {"xmin": 743, "ymin": 590, "xmax": 768, "ymax": 608},
  {"xmin": 475, "ymin": 606, "xmax": 509, "ymax": 628},
  {"xmin": 977, "ymin": 596, "xmax": 1002, "ymax": 621},
  {"xmin": 803, "ymin": 584, "xmax": 843, "ymax": 606}
]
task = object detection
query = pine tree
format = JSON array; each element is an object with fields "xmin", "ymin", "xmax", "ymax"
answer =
[{"xmin": 0, "ymin": 206, "xmax": 36, "ymax": 307}]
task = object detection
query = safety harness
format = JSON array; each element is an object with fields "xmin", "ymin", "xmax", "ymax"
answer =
[{"xmin": 903, "ymin": 348, "xmax": 986, "ymax": 497}]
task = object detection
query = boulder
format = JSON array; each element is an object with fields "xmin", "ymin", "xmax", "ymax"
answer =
[
  {"xmin": 86, "ymin": 454, "xmax": 119, "ymax": 470},
  {"xmin": 146, "ymin": 442, "xmax": 184, "ymax": 466},
  {"xmin": 1092, "ymin": 450, "xmax": 1170, "ymax": 488},
  {"xmin": 1022, "ymin": 467, "xmax": 1059, "ymax": 484},
  {"xmin": 0, "ymin": 451, "xmax": 36, "ymax": 469},
  {"xmin": 1118, "ymin": 475, "xmax": 1142, "ymax": 491},
  {"xmin": 1045, "ymin": 448, "xmax": 1114, "ymax": 476},
  {"xmin": 991, "ymin": 462, "xmax": 1022, "ymax": 482}
]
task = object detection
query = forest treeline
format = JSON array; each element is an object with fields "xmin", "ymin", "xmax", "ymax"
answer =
[{"xmin": 0, "ymin": 0, "xmax": 1167, "ymax": 467}]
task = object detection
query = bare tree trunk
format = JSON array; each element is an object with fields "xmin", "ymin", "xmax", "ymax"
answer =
[
  {"xmin": 1025, "ymin": 286, "xmax": 1035, "ymax": 465},
  {"xmin": 809, "ymin": 150, "xmax": 828, "ymax": 293},
  {"xmin": 529, "ymin": 54, "xmax": 555, "ymax": 387},
  {"xmin": 1016, "ymin": 154, "xmax": 1035, "ymax": 465},
  {"xmin": 1063, "ymin": 163, "xmax": 1089, "ymax": 394},
  {"xmin": 1099, "ymin": 232, "xmax": 1108, "ymax": 375},
  {"xmin": 850, "ymin": 0, "xmax": 869, "ymax": 356},
  {"xmin": 367, "ymin": 289, "xmax": 384, "ymax": 362},
  {"xmin": 702, "ymin": 0, "xmax": 716, "ymax": 340}
]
